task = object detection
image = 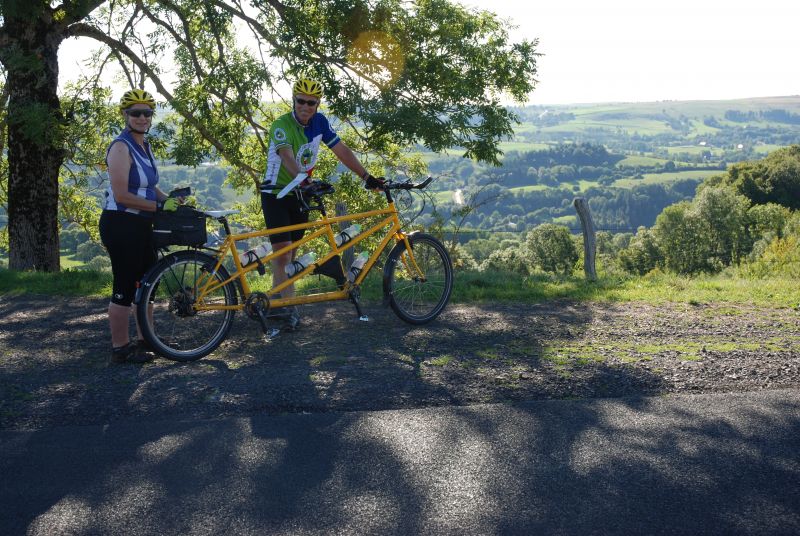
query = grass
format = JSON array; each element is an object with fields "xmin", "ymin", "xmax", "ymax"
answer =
[
  {"xmin": 664, "ymin": 146, "xmax": 724, "ymax": 156},
  {"xmin": 2, "ymin": 266, "xmax": 798, "ymax": 308},
  {"xmin": 449, "ymin": 270, "xmax": 800, "ymax": 307},
  {"xmin": 617, "ymin": 155, "xmax": 668, "ymax": 167},
  {"xmin": 427, "ymin": 354, "xmax": 455, "ymax": 366},
  {"xmin": 0, "ymin": 268, "xmax": 111, "ymax": 296},
  {"xmin": 540, "ymin": 338, "xmax": 796, "ymax": 367}
]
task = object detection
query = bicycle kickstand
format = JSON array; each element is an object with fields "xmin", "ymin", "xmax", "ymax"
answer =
[{"xmin": 348, "ymin": 289, "xmax": 369, "ymax": 322}]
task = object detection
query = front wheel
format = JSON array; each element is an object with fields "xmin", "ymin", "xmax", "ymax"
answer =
[
  {"xmin": 136, "ymin": 250, "xmax": 238, "ymax": 361},
  {"xmin": 384, "ymin": 233, "xmax": 453, "ymax": 324}
]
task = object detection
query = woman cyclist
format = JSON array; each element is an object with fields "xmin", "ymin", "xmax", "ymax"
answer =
[{"xmin": 99, "ymin": 89, "xmax": 177, "ymax": 364}]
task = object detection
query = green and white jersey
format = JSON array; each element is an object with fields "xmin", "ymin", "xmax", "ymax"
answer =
[{"xmin": 261, "ymin": 110, "xmax": 341, "ymax": 190}]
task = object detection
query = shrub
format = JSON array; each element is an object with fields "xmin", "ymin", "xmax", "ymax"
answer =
[
  {"xmin": 480, "ymin": 246, "xmax": 530, "ymax": 276},
  {"xmin": 740, "ymin": 235, "xmax": 800, "ymax": 279},
  {"xmin": 747, "ymin": 203, "xmax": 791, "ymax": 240},
  {"xmin": 60, "ymin": 225, "xmax": 90, "ymax": 254},
  {"xmin": 75, "ymin": 241, "xmax": 107, "ymax": 262},
  {"xmin": 448, "ymin": 243, "xmax": 478, "ymax": 271},
  {"xmin": 619, "ymin": 227, "xmax": 662, "ymax": 275},
  {"xmin": 526, "ymin": 224, "xmax": 578, "ymax": 275},
  {"xmin": 653, "ymin": 186, "xmax": 750, "ymax": 274},
  {"xmin": 85, "ymin": 255, "xmax": 112, "ymax": 272}
]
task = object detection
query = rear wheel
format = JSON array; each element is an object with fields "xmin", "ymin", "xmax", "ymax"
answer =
[
  {"xmin": 385, "ymin": 233, "xmax": 453, "ymax": 324},
  {"xmin": 136, "ymin": 250, "xmax": 238, "ymax": 361}
]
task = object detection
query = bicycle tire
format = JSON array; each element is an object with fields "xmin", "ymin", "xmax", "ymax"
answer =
[
  {"xmin": 384, "ymin": 233, "xmax": 453, "ymax": 324},
  {"xmin": 136, "ymin": 250, "xmax": 238, "ymax": 361}
]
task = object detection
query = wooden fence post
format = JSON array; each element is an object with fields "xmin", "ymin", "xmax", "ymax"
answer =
[
  {"xmin": 335, "ymin": 201, "xmax": 354, "ymax": 268},
  {"xmin": 573, "ymin": 197, "xmax": 597, "ymax": 281}
]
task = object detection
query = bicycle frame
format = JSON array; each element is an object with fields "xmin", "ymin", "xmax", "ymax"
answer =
[{"xmin": 192, "ymin": 197, "xmax": 424, "ymax": 312}]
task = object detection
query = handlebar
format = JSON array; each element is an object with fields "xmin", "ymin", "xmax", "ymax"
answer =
[
  {"xmin": 258, "ymin": 176, "xmax": 434, "ymax": 215},
  {"xmin": 382, "ymin": 176, "xmax": 433, "ymax": 191}
]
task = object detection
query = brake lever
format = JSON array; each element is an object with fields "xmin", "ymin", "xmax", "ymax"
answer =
[{"xmin": 414, "ymin": 177, "xmax": 433, "ymax": 189}]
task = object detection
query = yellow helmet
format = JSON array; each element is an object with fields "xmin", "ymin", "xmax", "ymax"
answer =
[
  {"xmin": 119, "ymin": 89, "xmax": 156, "ymax": 111},
  {"xmin": 292, "ymin": 78, "xmax": 323, "ymax": 98}
]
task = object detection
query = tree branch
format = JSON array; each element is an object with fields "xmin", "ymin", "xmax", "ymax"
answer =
[
  {"xmin": 67, "ymin": 21, "xmax": 260, "ymax": 180},
  {"xmin": 138, "ymin": 0, "xmax": 206, "ymax": 81},
  {"xmin": 205, "ymin": 0, "xmax": 284, "ymax": 51},
  {"xmin": 53, "ymin": 0, "xmax": 106, "ymax": 28}
]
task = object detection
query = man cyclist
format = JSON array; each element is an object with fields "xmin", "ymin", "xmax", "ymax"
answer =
[{"xmin": 260, "ymin": 78, "xmax": 383, "ymax": 330}]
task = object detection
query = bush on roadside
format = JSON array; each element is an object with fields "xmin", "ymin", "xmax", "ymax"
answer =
[
  {"xmin": 85, "ymin": 255, "xmax": 112, "ymax": 272},
  {"xmin": 526, "ymin": 223, "xmax": 578, "ymax": 275},
  {"xmin": 619, "ymin": 226, "xmax": 662, "ymax": 275},
  {"xmin": 75, "ymin": 241, "xmax": 107, "ymax": 262},
  {"xmin": 480, "ymin": 246, "xmax": 530, "ymax": 276}
]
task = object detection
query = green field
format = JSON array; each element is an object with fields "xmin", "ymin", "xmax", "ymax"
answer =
[
  {"xmin": 520, "ymin": 96, "xmax": 800, "ymax": 145},
  {"xmin": 612, "ymin": 169, "xmax": 722, "ymax": 188},
  {"xmin": 617, "ymin": 156, "xmax": 669, "ymax": 167},
  {"xmin": 499, "ymin": 141, "xmax": 549, "ymax": 153},
  {"xmin": 665, "ymin": 146, "xmax": 724, "ymax": 156}
]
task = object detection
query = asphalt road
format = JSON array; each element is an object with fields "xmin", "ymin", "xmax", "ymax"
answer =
[{"xmin": 2, "ymin": 389, "xmax": 799, "ymax": 535}]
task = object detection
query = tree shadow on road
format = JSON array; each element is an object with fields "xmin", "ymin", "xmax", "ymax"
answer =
[{"xmin": 3, "ymin": 391, "xmax": 799, "ymax": 534}]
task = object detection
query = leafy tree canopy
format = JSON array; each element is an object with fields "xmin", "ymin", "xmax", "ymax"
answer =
[
  {"xmin": 0, "ymin": 0, "xmax": 539, "ymax": 270},
  {"xmin": 705, "ymin": 144, "xmax": 800, "ymax": 209}
]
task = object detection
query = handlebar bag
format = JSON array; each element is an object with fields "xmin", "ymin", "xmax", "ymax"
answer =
[{"xmin": 153, "ymin": 205, "xmax": 207, "ymax": 248}]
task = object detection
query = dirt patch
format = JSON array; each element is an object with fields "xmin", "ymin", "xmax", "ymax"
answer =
[{"xmin": 1, "ymin": 295, "xmax": 799, "ymax": 430}]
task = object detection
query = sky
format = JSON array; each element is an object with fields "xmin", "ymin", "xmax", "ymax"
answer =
[
  {"xmin": 457, "ymin": 0, "xmax": 798, "ymax": 104},
  {"xmin": 58, "ymin": 0, "xmax": 799, "ymax": 106}
]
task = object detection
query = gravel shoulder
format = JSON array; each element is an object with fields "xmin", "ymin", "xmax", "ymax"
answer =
[{"xmin": 1, "ymin": 295, "xmax": 799, "ymax": 430}]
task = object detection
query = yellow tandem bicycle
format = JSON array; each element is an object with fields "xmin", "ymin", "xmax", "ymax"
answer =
[{"xmin": 134, "ymin": 177, "xmax": 453, "ymax": 361}]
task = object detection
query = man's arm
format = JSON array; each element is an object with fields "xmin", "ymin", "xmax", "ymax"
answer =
[
  {"xmin": 329, "ymin": 141, "xmax": 369, "ymax": 180},
  {"xmin": 277, "ymin": 146, "xmax": 301, "ymax": 177}
]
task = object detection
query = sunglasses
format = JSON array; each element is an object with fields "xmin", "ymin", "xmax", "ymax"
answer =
[
  {"xmin": 295, "ymin": 97, "xmax": 319, "ymax": 107},
  {"xmin": 126, "ymin": 109, "xmax": 154, "ymax": 118}
]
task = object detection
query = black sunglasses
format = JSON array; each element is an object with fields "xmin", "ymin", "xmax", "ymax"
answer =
[
  {"xmin": 295, "ymin": 97, "xmax": 319, "ymax": 107},
  {"xmin": 126, "ymin": 109, "xmax": 154, "ymax": 118}
]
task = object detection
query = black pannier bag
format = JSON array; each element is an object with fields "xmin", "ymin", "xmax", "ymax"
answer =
[{"xmin": 153, "ymin": 205, "xmax": 207, "ymax": 248}]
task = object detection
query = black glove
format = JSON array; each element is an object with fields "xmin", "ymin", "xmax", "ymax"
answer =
[{"xmin": 364, "ymin": 174, "xmax": 385, "ymax": 191}]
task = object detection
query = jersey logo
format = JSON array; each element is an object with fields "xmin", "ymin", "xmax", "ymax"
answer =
[
  {"xmin": 274, "ymin": 128, "xmax": 287, "ymax": 142},
  {"xmin": 299, "ymin": 147, "xmax": 314, "ymax": 168}
]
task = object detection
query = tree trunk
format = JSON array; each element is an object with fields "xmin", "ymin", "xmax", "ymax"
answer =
[{"xmin": 4, "ymin": 17, "xmax": 65, "ymax": 271}]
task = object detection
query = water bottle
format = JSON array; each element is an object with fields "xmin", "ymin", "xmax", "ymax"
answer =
[
  {"xmin": 239, "ymin": 241, "xmax": 272, "ymax": 266},
  {"xmin": 348, "ymin": 252, "xmax": 369, "ymax": 283},
  {"xmin": 335, "ymin": 224, "xmax": 362, "ymax": 247},
  {"xmin": 285, "ymin": 252, "xmax": 317, "ymax": 277}
]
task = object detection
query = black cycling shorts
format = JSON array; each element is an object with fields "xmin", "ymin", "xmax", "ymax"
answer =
[
  {"xmin": 261, "ymin": 192, "xmax": 309, "ymax": 244},
  {"xmin": 99, "ymin": 210, "xmax": 157, "ymax": 306}
]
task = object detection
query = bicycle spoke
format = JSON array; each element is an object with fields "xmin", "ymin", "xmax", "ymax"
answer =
[
  {"xmin": 388, "ymin": 234, "xmax": 452, "ymax": 324},
  {"xmin": 139, "ymin": 251, "xmax": 236, "ymax": 361}
]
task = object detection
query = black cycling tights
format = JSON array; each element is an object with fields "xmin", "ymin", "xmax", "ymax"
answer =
[{"xmin": 99, "ymin": 210, "xmax": 157, "ymax": 306}]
